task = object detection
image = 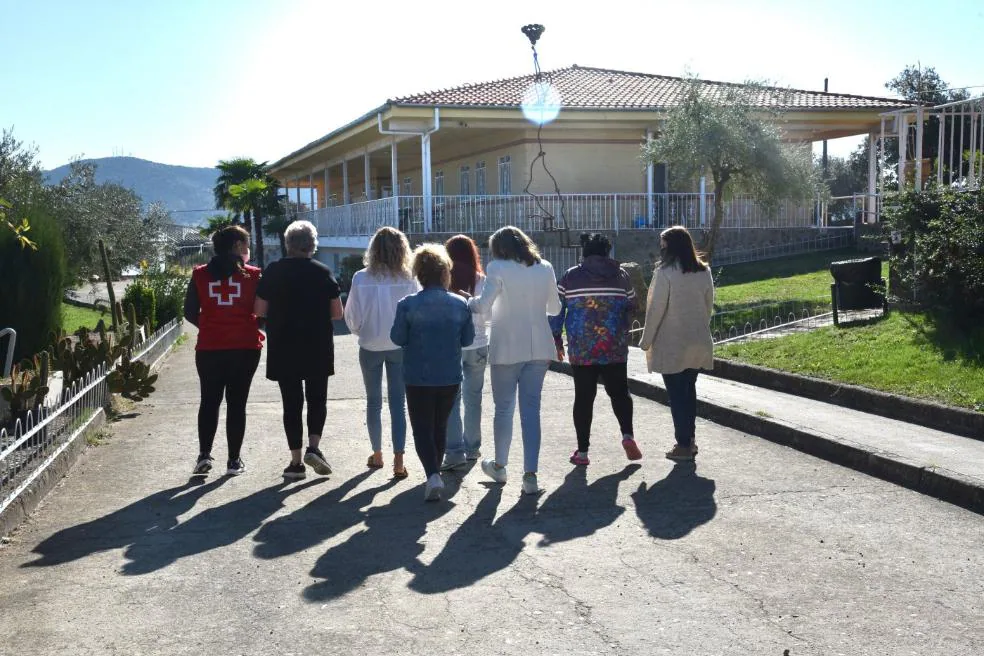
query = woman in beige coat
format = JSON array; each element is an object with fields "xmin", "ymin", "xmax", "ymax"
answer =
[{"xmin": 638, "ymin": 226, "xmax": 714, "ymax": 461}]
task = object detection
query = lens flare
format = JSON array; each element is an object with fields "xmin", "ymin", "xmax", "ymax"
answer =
[{"xmin": 521, "ymin": 81, "xmax": 562, "ymax": 125}]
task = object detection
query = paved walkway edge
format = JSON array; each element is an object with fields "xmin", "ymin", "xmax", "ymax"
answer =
[
  {"xmin": 710, "ymin": 357, "xmax": 984, "ymax": 441},
  {"xmin": 549, "ymin": 361, "xmax": 984, "ymax": 515}
]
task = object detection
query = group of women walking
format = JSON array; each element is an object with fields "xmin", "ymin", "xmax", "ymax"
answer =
[{"xmin": 184, "ymin": 219, "xmax": 713, "ymax": 502}]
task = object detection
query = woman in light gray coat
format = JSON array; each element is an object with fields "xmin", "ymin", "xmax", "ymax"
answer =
[{"xmin": 639, "ymin": 226, "xmax": 714, "ymax": 461}]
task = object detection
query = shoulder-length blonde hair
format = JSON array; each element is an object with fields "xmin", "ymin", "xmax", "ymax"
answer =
[{"xmin": 364, "ymin": 226, "xmax": 412, "ymax": 278}]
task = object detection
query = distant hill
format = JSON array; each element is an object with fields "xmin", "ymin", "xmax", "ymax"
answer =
[{"xmin": 45, "ymin": 156, "xmax": 219, "ymax": 226}]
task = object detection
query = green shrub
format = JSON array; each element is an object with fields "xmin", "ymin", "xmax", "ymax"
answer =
[
  {"xmin": 883, "ymin": 185, "xmax": 984, "ymax": 326},
  {"xmin": 122, "ymin": 280, "xmax": 157, "ymax": 329},
  {"xmin": 0, "ymin": 204, "xmax": 66, "ymax": 360},
  {"xmin": 137, "ymin": 267, "xmax": 189, "ymax": 327},
  {"xmin": 337, "ymin": 254, "xmax": 364, "ymax": 292}
]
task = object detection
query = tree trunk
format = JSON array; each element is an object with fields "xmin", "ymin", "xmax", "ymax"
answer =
[
  {"xmin": 252, "ymin": 211, "xmax": 265, "ymax": 269},
  {"xmin": 703, "ymin": 176, "xmax": 728, "ymax": 263}
]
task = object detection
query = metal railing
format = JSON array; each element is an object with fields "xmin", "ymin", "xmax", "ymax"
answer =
[
  {"xmin": 302, "ymin": 192, "xmax": 831, "ymax": 237},
  {"xmin": 710, "ymin": 299, "xmax": 833, "ymax": 344},
  {"xmin": 711, "ymin": 230, "xmax": 855, "ymax": 267},
  {"xmin": 0, "ymin": 319, "xmax": 182, "ymax": 516}
]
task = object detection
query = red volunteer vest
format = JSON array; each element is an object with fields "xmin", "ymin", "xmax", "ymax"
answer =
[{"xmin": 192, "ymin": 264, "xmax": 263, "ymax": 351}]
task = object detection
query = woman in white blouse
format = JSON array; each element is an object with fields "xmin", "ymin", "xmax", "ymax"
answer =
[
  {"xmin": 638, "ymin": 226, "xmax": 714, "ymax": 462},
  {"xmin": 343, "ymin": 227, "xmax": 420, "ymax": 478},
  {"xmin": 464, "ymin": 226, "xmax": 561, "ymax": 495}
]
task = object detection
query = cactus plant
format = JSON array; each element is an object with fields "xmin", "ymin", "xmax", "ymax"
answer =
[
  {"xmin": 107, "ymin": 352, "xmax": 157, "ymax": 401},
  {"xmin": 1, "ymin": 358, "xmax": 49, "ymax": 416},
  {"xmin": 99, "ymin": 239, "xmax": 123, "ymax": 329}
]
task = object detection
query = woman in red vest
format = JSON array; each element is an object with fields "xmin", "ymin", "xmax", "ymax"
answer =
[{"xmin": 183, "ymin": 225, "xmax": 263, "ymax": 477}]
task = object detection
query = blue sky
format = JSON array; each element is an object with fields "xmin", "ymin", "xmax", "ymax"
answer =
[{"xmin": 2, "ymin": 0, "xmax": 982, "ymax": 170}]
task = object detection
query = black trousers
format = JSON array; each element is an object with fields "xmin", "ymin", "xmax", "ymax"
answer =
[
  {"xmin": 662, "ymin": 369, "xmax": 699, "ymax": 447},
  {"xmin": 571, "ymin": 362, "xmax": 634, "ymax": 453},
  {"xmin": 406, "ymin": 384, "xmax": 459, "ymax": 477},
  {"xmin": 277, "ymin": 376, "xmax": 330, "ymax": 450},
  {"xmin": 196, "ymin": 349, "xmax": 261, "ymax": 461}
]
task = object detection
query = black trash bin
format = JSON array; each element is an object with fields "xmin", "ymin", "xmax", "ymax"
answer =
[{"xmin": 829, "ymin": 257, "xmax": 887, "ymax": 326}]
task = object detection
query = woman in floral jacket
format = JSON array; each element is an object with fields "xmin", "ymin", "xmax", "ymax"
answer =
[{"xmin": 550, "ymin": 233, "xmax": 639, "ymax": 466}]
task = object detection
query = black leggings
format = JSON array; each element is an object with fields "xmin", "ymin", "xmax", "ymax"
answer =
[
  {"xmin": 196, "ymin": 349, "xmax": 261, "ymax": 460},
  {"xmin": 571, "ymin": 362, "xmax": 634, "ymax": 453},
  {"xmin": 406, "ymin": 384, "xmax": 459, "ymax": 477},
  {"xmin": 277, "ymin": 376, "xmax": 330, "ymax": 450}
]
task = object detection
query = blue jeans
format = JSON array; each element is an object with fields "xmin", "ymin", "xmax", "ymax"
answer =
[
  {"xmin": 358, "ymin": 348, "xmax": 407, "ymax": 453},
  {"xmin": 445, "ymin": 347, "xmax": 488, "ymax": 457},
  {"xmin": 662, "ymin": 369, "xmax": 699, "ymax": 447},
  {"xmin": 490, "ymin": 360, "xmax": 549, "ymax": 473}
]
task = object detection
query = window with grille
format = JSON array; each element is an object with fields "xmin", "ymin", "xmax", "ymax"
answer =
[
  {"xmin": 434, "ymin": 170, "xmax": 445, "ymax": 197},
  {"xmin": 475, "ymin": 161, "xmax": 487, "ymax": 196},
  {"xmin": 497, "ymin": 155, "xmax": 511, "ymax": 195},
  {"xmin": 459, "ymin": 166, "xmax": 470, "ymax": 195}
]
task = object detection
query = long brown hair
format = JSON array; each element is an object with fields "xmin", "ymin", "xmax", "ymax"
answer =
[
  {"xmin": 659, "ymin": 225, "xmax": 707, "ymax": 273},
  {"xmin": 365, "ymin": 226, "xmax": 412, "ymax": 278},
  {"xmin": 489, "ymin": 226, "xmax": 540, "ymax": 266},
  {"xmin": 445, "ymin": 234, "xmax": 483, "ymax": 295},
  {"xmin": 208, "ymin": 225, "xmax": 251, "ymax": 279}
]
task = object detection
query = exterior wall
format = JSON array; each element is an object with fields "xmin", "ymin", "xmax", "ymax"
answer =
[{"xmin": 525, "ymin": 136, "xmax": 647, "ymax": 195}]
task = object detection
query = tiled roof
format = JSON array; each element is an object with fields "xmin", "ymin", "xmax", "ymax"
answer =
[{"xmin": 390, "ymin": 65, "xmax": 912, "ymax": 111}]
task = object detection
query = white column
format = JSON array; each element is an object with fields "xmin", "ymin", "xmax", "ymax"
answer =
[
  {"xmin": 898, "ymin": 113, "xmax": 908, "ymax": 187},
  {"xmin": 391, "ymin": 139, "xmax": 399, "ymax": 228},
  {"xmin": 323, "ymin": 165, "xmax": 330, "ymax": 208},
  {"xmin": 341, "ymin": 160, "xmax": 350, "ymax": 204},
  {"xmin": 698, "ymin": 176, "xmax": 707, "ymax": 227},
  {"xmin": 914, "ymin": 105, "xmax": 924, "ymax": 190},
  {"xmin": 294, "ymin": 176, "xmax": 301, "ymax": 208},
  {"xmin": 645, "ymin": 128, "xmax": 654, "ymax": 228},
  {"xmin": 422, "ymin": 132, "xmax": 433, "ymax": 232},
  {"xmin": 364, "ymin": 149, "xmax": 371, "ymax": 200},
  {"xmin": 308, "ymin": 172, "xmax": 314, "ymax": 210},
  {"xmin": 867, "ymin": 132, "xmax": 877, "ymax": 223}
]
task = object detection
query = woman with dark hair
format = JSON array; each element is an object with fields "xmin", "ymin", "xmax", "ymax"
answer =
[
  {"xmin": 344, "ymin": 226, "xmax": 419, "ymax": 479},
  {"xmin": 550, "ymin": 232, "xmax": 638, "ymax": 467},
  {"xmin": 254, "ymin": 220, "xmax": 342, "ymax": 479},
  {"xmin": 639, "ymin": 225, "xmax": 714, "ymax": 461},
  {"xmin": 184, "ymin": 225, "xmax": 263, "ymax": 477},
  {"xmin": 440, "ymin": 235, "xmax": 490, "ymax": 470},
  {"xmin": 463, "ymin": 226, "xmax": 561, "ymax": 495},
  {"xmin": 391, "ymin": 244, "xmax": 474, "ymax": 501}
]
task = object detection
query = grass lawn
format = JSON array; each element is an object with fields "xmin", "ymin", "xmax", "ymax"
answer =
[
  {"xmin": 716, "ymin": 312, "xmax": 984, "ymax": 412},
  {"xmin": 61, "ymin": 304, "xmax": 108, "ymax": 333},
  {"xmin": 713, "ymin": 248, "xmax": 888, "ymax": 310}
]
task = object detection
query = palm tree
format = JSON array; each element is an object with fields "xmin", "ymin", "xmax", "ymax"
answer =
[
  {"xmin": 228, "ymin": 178, "xmax": 272, "ymax": 269},
  {"xmin": 214, "ymin": 158, "xmax": 266, "ymax": 225}
]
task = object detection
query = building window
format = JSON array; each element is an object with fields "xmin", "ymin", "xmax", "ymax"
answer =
[
  {"xmin": 459, "ymin": 166, "xmax": 470, "ymax": 196},
  {"xmin": 402, "ymin": 177, "xmax": 412, "ymax": 196},
  {"xmin": 434, "ymin": 170, "xmax": 444, "ymax": 197},
  {"xmin": 497, "ymin": 155, "xmax": 511, "ymax": 195},
  {"xmin": 475, "ymin": 160, "xmax": 487, "ymax": 196}
]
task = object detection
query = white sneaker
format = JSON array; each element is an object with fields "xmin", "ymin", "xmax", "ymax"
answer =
[
  {"xmin": 522, "ymin": 473, "xmax": 541, "ymax": 496},
  {"xmin": 440, "ymin": 452, "xmax": 468, "ymax": 471},
  {"xmin": 424, "ymin": 473, "xmax": 444, "ymax": 502},
  {"xmin": 481, "ymin": 459, "xmax": 507, "ymax": 483}
]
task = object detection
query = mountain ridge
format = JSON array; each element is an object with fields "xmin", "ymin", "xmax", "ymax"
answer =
[{"xmin": 44, "ymin": 156, "xmax": 220, "ymax": 226}]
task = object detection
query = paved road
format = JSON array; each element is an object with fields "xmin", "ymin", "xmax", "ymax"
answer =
[{"xmin": 0, "ymin": 330, "xmax": 981, "ymax": 655}]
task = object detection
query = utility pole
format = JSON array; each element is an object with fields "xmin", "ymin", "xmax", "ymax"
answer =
[{"xmin": 822, "ymin": 77, "xmax": 829, "ymax": 180}]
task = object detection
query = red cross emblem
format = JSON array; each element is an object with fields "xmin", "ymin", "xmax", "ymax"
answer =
[{"xmin": 208, "ymin": 277, "xmax": 241, "ymax": 306}]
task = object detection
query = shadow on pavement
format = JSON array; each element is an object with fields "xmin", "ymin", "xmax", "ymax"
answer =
[
  {"xmin": 408, "ymin": 464, "xmax": 642, "ymax": 595},
  {"xmin": 631, "ymin": 463, "xmax": 717, "ymax": 540},
  {"xmin": 303, "ymin": 484, "xmax": 456, "ymax": 602},
  {"xmin": 117, "ymin": 478, "xmax": 329, "ymax": 575},
  {"xmin": 23, "ymin": 477, "xmax": 230, "ymax": 568}
]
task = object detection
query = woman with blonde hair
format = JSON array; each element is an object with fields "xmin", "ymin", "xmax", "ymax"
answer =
[
  {"xmin": 638, "ymin": 225, "xmax": 714, "ymax": 461},
  {"xmin": 391, "ymin": 244, "xmax": 474, "ymax": 501},
  {"xmin": 344, "ymin": 226, "xmax": 419, "ymax": 478},
  {"xmin": 464, "ymin": 226, "xmax": 561, "ymax": 495}
]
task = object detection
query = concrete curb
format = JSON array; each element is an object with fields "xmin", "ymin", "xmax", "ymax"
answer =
[
  {"xmin": 709, "ymin": 358, "xmax": 984, "ymax": 441},
  {"xmin": 549, "ymin": 361, "xmax": 984, "ymax": 515}
]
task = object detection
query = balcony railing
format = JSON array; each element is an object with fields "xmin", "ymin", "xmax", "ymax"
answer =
[{"xmin": 299, "ymin": 193, "xmax": 836, "ymax": 238}]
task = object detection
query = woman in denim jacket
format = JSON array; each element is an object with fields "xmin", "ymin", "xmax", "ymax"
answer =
[{"xmin": 391, "ymin": 244, "xmax": 475, "ymax": 501}]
